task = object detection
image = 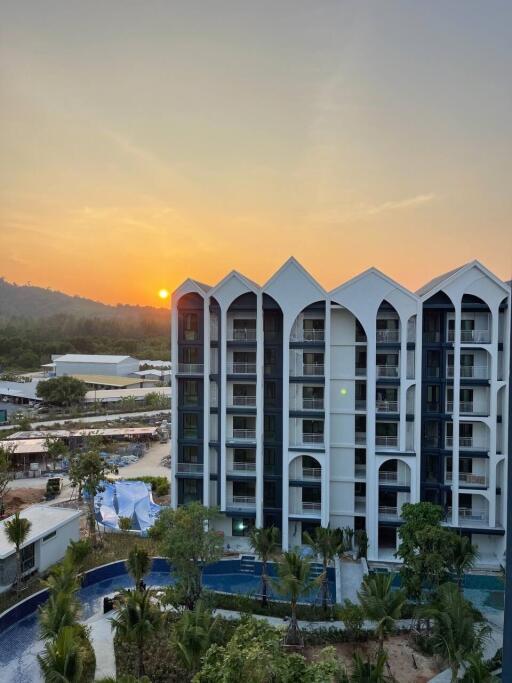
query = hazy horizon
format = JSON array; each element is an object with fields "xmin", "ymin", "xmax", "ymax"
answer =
[{"xmin": 1, "ymin": 1, "xmax": 511, "ymax": 306}]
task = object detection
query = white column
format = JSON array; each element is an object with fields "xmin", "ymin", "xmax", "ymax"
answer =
[
  {"xmin": 488, "ymin": 304, "xmax": 500, "ymax": 527},
  {"xmin": 202, "ymin": 297, "xmax": 210, "ymax": 506},
  {"xmin": 281, "ymin": 317, "xmax": 291, "ymax": 549},
  {"xmin": 255, "ymin": 292, "xmax": 264, "ymax": 528},
  {"xmin": 366, "ymin": 327, "xmax": 378, "ymax": 560},
  {"xmin": 413, "ymin": 308, "xmax": 423, "ymax": 503},
  {"xmin": 451, "ymin": 301, "xmax": 461, "ymax": 527},
  {"xmin": 219, "ymin": 307, "xmax": 227, "ymax": 511},
  {"xmin": 399, "ymin": 316, "xmax": 408, "ymax": 450},
  {"xmin": 171, "ymin": 298, "xmax": 179, "ymax": 508},
  {"xmin": 322, "ymin": 298, "xmax": 331, "ymax": 527}
]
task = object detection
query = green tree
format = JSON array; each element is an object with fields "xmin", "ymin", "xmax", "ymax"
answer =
[
  {"xmin": 461, "ymin": 654, "xmax": 499, "ymax": 682},
  {"xmin": 249, "ymin": 526, "xmax": 280, "ymax": 607},
  {"xmin": 396, "ymin": 501, "xmax": 455, "ymax": 599},
  {"xmin": 44, "ymin": 436, "xmax": 69, "ymax": 471},
  {"xmin": 449, "ymin": 534, "xmax": 478, "ymax": 592},
  {"xmin": 303, "ymin": 526, "xmax": 342, "ymax": 611},
  {"xmin": 150, "ymin": 502, "xmax": 223, "ymax": 609},
  {"xmin": 3, "ymin": 511, "xmax": 32, "ymax": 593},
  {"xmin": 174, "ymin": 601, "xmax": 216, "ymax": 672},
  {"xmin": 422, "ymin": 582, "xmax": 491, "ymax": 683},
  {"xmin": 43, "ymin": 554, "xmax": 80, "ymax": 596},
  {"xmin": 39, "ymin": 591, "xmax": 80, "ymax": 641},
  {"xmin": 38, "ymin": 625, "xmax": 84, "ymax": 683},
  {"xmin": 36, "ymin": 376, "xmax": 87, "ymax": 407},
  {"xmin": 126, "ymin": 545, "xmax": 151, "ymax": 590},
  {"xmin": 338, "ymin": 599, "xmax": 365, "ymax": 640},
  {"xmin": 357, "ymin": 573, "xmax": 406, "ymax": 651},
  {"xmin": 350, "ymin": 651, "xmax": 392, "ymax": 682},
  {"xmin": 111, "ymin": 588, "xmax": 160, "ymax": 679},
  {"xmin": 274, "ymin": 551, "xmax": 313, "ymax": 646},
  {"xmin": 0, "ymin": 444, "xmax": 13, "ymax": 516}
]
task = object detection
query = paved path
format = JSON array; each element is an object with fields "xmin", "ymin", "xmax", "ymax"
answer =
[{"xmin": 87, "ymin": 612, "xmax": 116, "ymax": 678}]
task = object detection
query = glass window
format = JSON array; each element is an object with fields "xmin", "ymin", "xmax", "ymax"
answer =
[{"xmin": 184, "ymin": 313, "xmax": 199, "ymax": 341}]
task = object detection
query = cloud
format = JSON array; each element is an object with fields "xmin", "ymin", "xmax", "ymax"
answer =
[
  {"xmin": 364, "ymin": 193, "xmax": 436, "ymax": 216},
  {"xmin": 307, "ymin": 193, "xmax": 436, "ymax": 225}
]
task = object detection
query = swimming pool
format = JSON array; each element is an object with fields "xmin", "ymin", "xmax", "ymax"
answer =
[{"xmin": 0, "ymin": 557, "xmax": 336, "ymax": 683}]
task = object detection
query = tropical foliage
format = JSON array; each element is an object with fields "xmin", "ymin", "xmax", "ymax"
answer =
[
  {"xmin": 357, "ymin": 573, "xmax": 406, "ymax": 651},
  {"xmin": 249, "ymin": 525, "xmax": 280, "ymax": 606},
  {"xmin": 3, "ymin": 511, "xmax": 32, "ymax": 593}
]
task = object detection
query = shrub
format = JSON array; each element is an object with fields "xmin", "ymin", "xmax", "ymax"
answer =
[
  {"xmin": 118, "ymin": 516, "xmax": 133, "ymax": 532},
  {"xmin": 338, "ymin": 599, "xmax": 364, "ymax": 639},
  {"xmin": 125, "ymin": 476, "xmax": 169, "ymax": 497},
  {"xmin": 114, "ymin": 629, "xmax": 186, "ymax": 683}
]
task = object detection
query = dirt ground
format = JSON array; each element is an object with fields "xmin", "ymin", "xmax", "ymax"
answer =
[
  {"xmin": 3, "ymin": 486, "xmax": 46, "ymax": 514},
  {"xmin": 305, "ymin": 635, "xmax": 440, "ymax": 683}
]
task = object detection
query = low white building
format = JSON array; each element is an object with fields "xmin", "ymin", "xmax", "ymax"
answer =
[
  {"xmin": 53, "ymin": 354, "xmax": 140, "ymax": 378},
  {"xmin": 0, "ymin": 505, "xmax": 81, "ymax": 592}
]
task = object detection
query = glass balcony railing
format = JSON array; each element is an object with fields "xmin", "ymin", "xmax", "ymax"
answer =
[
  {"xmin": 178, "ymin": 363, "xmax": 204, "ymax": 374},
  {"xmin": 376, "ymin": 329, "xmax": 400, "ymax": 343},
  {"xmin": 376, "ymin": 365, "xmax": 399, "ymax": 378}
]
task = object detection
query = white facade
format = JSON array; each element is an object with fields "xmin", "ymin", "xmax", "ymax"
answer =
[
  {"xmin": 171, "ymin": 259, "xmax": 510, "ymax": 564},
  {"xmin": 54, "ymin": 354, "xmax": 140, "ymax": 377},
  {"xmin": 0, "ymin": 505, "xmax": 81, "ymax": 592}
]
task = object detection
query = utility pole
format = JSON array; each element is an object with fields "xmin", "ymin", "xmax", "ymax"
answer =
[{"xmin": 502, "ymin": 280, "xmax": 512, "ymax": 680}]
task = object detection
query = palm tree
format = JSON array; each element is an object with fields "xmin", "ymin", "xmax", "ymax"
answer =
[
  {"xmin": 422, "ymin": 582, "xmax": 491, "ymax": 683},
  {"xmin": 274, "ymin": 551, "xmax": 313, "ymax": 646},
  {"xmin": 357, "ymin": 573, "xmax": 406, "ymax": 651},
  {"xmin": 39, "ymin": 591, "xmax": 80, "ymax": 640},
  {"xmin": 350, "ymin": 650, "xmax": 392, "ymax": 682},
  {"xmin": 125, "ymin": 545, "xmax": 151, "ymax": 590},
  {"xmin": 303, "ymin": 526, "xmax": 342, "ymax": 611},
  {"xmin": 249, "ymin": 526, "xmax": 280, "ymax": 607},
  {"xmin": 174, "ymin": 601, "xmax": 216, "ymax": 672},
  {"xmin": 4, "ymin": 512, "xmax": 31, "ymax": 593},
  {"xmin": 110, "ymin": 588, "xmax": 160, "ymax": 678},
  {"xmin": 450, "ymin": 534, "xmax": 478, "ymax": 592},
  {"xmin": 43, "ymin": 555, "xmax": 80, "ymax": 596},
  {"xmin": 461, "ymin": 654, "xmax": 499, "ymax": 682},
  {"xmin": 38, "ymin": 625, "xmax": 84, "ymax": 683}
]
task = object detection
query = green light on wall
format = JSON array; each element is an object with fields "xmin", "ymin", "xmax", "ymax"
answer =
[{"xmin": 340, "ymin": 388, "xmax": 348, "ymax": 396}]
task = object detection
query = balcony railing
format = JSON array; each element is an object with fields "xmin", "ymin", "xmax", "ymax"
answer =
[
  {"xmin": 376, "ymin": 400, "xmax": 399, "ymax": 413},
  {"xmin": 354, "ymin": 496, "xmax": 366, "ymax": 513},
  {"xmin": 355, "ymin": 432, "xmax": 366, "ymax": 445},
  {"xmin": 228, "ymin": 362, "xmax": 256, "ymax": 374},
  {"xmin": 445, "ymin": 472, "xmax": 487, "ymax": 487},
  {"xmin": 445, "ymin": 436, "xmax": 481, "ymax": 449},
  {"xmin": 230, "ymin": 461, "xmax": 256, "ymax": 472},
  {"xmin": 301, "ymin": 501, "xmax": 322, "ymax": 512},
  {"xmin": 355, "ymin": 465, "xmax": 366, "ymax": 478},
  {"xmin": 302, "ymin": 363, "xmax": 325, "ymax": 376},
  {"xmin": 423, "ymin": 436, "xmax": 439, "ymax": 448},
  {"xmin": 355, "ymin": 366, "xmax": 367, "ymax": 377},
  {"xmin": 291, "ymin": 329, "xmax": 325, "ymax": 342},
  {"xmin": 302, "ymin": 398, "xmax": 324, "ymax": 410},
  {"xmin": 426, "ymin": 367, "xmax": 441, "ymax": 378},
  {"xmin": 447, "ymin": 507, "xmax": 489, "ymax": 526},
  {"xmin": 447, "ymin": 365, "xmax": 489, "ymax": 379},
  {"xmin": 183, "ymin": 429, "xmax": 200, "ymax": 439},
  {"xmin": 230, "ymin": 328, "xmax": 257, "ymax": 341},
  {"xmin": 302, "ymin": 467, "xmax": 322, "ymax": 480},
  {"xmin": 376, "ymin": 365, "xmax": 399, "ymax": 378},
  {"xmin": 230, "ymin": 496, "xmax": 256, "ymax": 508},
  {"xmin": 376, "ymin": 329, "xmax": 400, "ymax": 343},
  {"xmin": 447, "ymin": 329, "xmax": 491, "ymax": 344},
  {"xmin": 301, "ymin": 433, "xmax": 324, "ymax": 445},
  {"xmin": 231, "ymin": 395, "xmax": 256, "ymax": 407},
  {"xmin": 229, "ymin": 429, "xmax": 257, "ymax": 441},
  {"xmin": 426, "ymin": 402, "xmax": 440, "ymax": 413},
  {"xmin": 423, "ymin": 331, "xmax": 441, "ymax": 343},
  {"xmin": 355, "ymin": 399, "xmax": 367, "ymax": 410},
  {"xmin": 178, "ymin": 363, "xmax": 204, "ymax": 374},
  {"xmin": 378, "ymin": 506, "xmax": 400, "ymax": 519},
  {"xmin": 379, "ymin": 471, "xmax": 410, "ymax": 485},
  {"xmin": 177, "ymin": 462, "xmax": 203, "ymax": 474},
  {"xmin": 375, "ymin": 435, "xmax": 399, "ymax": 448}
]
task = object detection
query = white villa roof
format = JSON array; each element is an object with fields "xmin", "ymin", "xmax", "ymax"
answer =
[
  {"xmin": 6, "ymin": 426, "xmax": 158, "ymax": 441},
  {"xmin": 0, "ymin": 505, "xmax": 81, "ymax": 559},
  {"xmin": 54, "ymin": 354, "xmax": 139, "ymax": 364}
]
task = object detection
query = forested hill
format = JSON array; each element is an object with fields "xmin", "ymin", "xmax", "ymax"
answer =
[{"xmin": 0, "ymin": 277, "xmax": 168, "ymax": 322}]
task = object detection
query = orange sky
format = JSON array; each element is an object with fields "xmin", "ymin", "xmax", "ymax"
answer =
[{"xmin": 1, "ymin": 2, "xmax": 511, "ymax": 306}]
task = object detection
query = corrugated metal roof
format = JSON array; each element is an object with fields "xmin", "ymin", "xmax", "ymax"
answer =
[
  {"xmin": 54, "ymin": 354, "xmax": 139, "ymax": 364},
  {"xmin": 0, "ymin": 380, "xmax": 41, "ymax": 401},
  {"xmin": 70, "ymin": 374, "xmax": 144, "ymax": 387}
]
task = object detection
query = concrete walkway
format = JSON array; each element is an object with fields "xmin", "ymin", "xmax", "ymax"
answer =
[{"xmin": 86, "ymin": 612, "xmax": 116, "ymax": 679}]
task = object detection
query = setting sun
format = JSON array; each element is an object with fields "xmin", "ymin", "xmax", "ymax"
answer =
[{"xmin": 158, "ymin": 288, "xmax": 169, "ymax": 300}]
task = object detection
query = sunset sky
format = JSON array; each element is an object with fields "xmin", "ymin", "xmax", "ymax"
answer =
[{"xmin": 1, "ymin": 1, "xmax": 511, "ymax": 306}]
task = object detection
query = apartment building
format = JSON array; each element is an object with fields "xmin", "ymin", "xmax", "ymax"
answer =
[{"xmin": 171, "ymin": 259, "xmax": 510, "ymax": 564}]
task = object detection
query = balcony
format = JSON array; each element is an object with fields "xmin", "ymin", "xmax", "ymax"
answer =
[
  {"xmin": 229, "ymin": 328, "xmax": 257, "ymax": 342},
  {"xmin": 300, "ymin": 501, "xmax": 322, "ymax": 513},
  {"xmin": 228, "ymin": 496, "xmax": 256, "ymax": 509},
  {"xmin": 231, "ymin": 396, "xmax": 256, "ymax": 407},
  {"xmin": 302, "ymin": 363, "xmax": 324, "ymax": 376},
  {"xmin": 445, "ymin": 436, "xmax": 488, "ymax": 451},
  {"xmin": 177, "ymin": 462, "xmax": 203, "ymax": 474},
  {"xmin": 423, "ymin": 331, "xmax": 441, "ymax": 343},
  {"xmin": 447, "ymin": 365, "xmax": 489, "ymax": 380},
  {"xmin": 376, "ymin": 365, "xmax": 399, "ymax": 378},
  {"xmin": 446, "ymin": 507, "xmax": 489, "ymax": 527},
  {"xmin": 291, "ymin": 329, "xmax": 325, "ymax": 342},
  {"xmin": 376, "ymin": 400, "xmax": 399, "ymax": 413},
  {"xmin": 426, "ymin": 402, "xmax": 441, "ymax": 413},
  {"xmin": 300, "ymin": 433, "xmax": 324, "ymax": 446},
  {"xmin": 426, "ymin": 367, "xmax": 441, "ymax": 378},
  {"xmin": 227, "ymin": 362, "xmax": 256, "ymax": 375},
  {"xmin": 228, "ymin": 429, "xmax": 257, "ymax": 442},
  {"xmin": 379, "ymin": 471, "xmax": 410, "ymax": 486},
  {"xmin": 355, "ymin": 432, "xmax": 366, "ymax": 445},
  {"xmin": 301, "ymin": 397, "xmax": 324, "ymax": 410},
  {"xmin": 423, "ymin": 436, "xmax": 439, "ymax": 448},
  {"xmin": 355, "ymin": 399, "xmax": 367, "ymax": 410},
  {"xmin": 228, "ymin": 461, "xmax": 256, "ymax": 474},
  {"xmin": 178, "ymin": 363, "xmax": 204, "ymax": 374},
  {"xmin": 445, "ymin": 472, "xmax": 487, "ymax": 487},
  {"xmin": 355, "ymin": 465, "xmax": 366, "ymax": 478},
  {"xmin": 447, "ymin": 330, "xmax": 491, "ymax": 344},
  {"xmin": 354, "ymin": 496, "xmax": 366, "ymax": 513},
  {"xmin": 375, "ymin": 435, "xmax": 399, "ymax": 449},
  {"xmin": 355, "ymin": 366, "xmax": 367, "ymax": 377},
  {"xmin": 376, "ymin": 329, "xmax": 400, "ymax": 343},
  {"xmin": 446, "ymin": 401, "xmax": 484, "ymax": 415},
  {"xmin": 378, "ymin": 506, "xmax": 401, "ymax": 520}
]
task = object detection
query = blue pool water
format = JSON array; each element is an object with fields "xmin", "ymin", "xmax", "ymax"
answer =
[{"xmin": 0, "ymin": 559, "xmax": 335, "ymax": 683}]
